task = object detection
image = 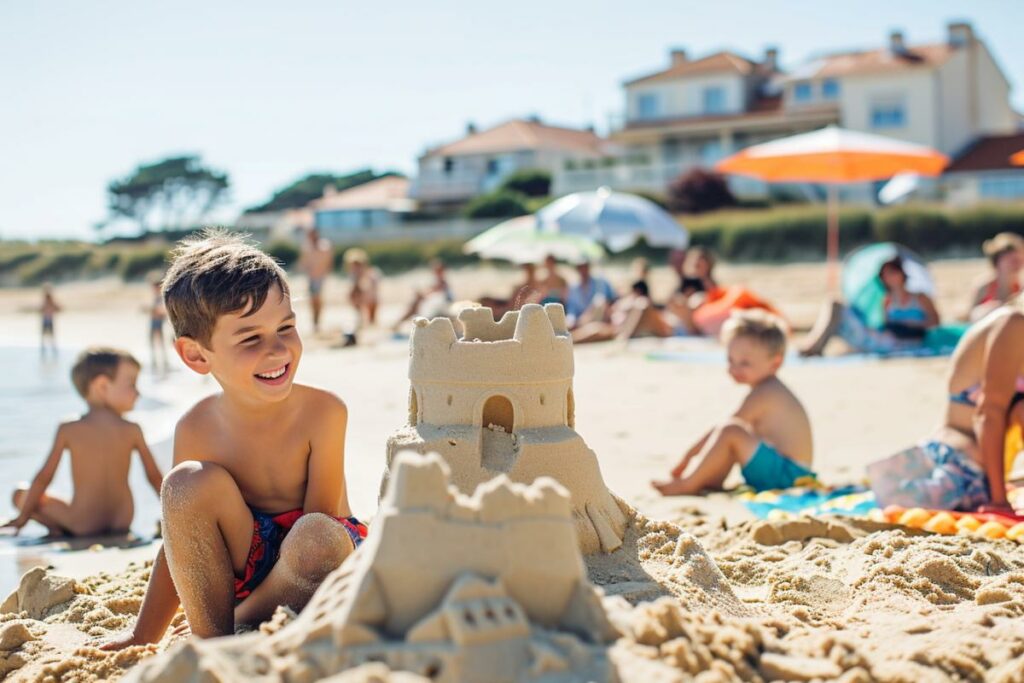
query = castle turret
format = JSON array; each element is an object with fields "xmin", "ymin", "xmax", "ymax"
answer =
[{"xmin": 385, "ymin": 304, "xmax": 626, "ymax": 554}]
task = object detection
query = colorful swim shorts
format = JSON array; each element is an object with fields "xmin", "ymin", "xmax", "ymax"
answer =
[
  {"xmin": 868, "ymin": 440, "xmax": 990, "ymax": 512},
  {"xmin": 234, "ymin": 508, "xmax": 367, "ymax": 601},
  {"xmin": 741, "ymin": 442, "xmax": 817, "ymax": 492}
]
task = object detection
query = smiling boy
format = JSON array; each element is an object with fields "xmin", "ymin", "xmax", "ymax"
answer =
[
  {"xmin": 653, "ymin": 309, "xmax": 814, "ymax": 495},
  {"xmin": 104, "ymin": 231, "xmax": 365, "ymax": 648}
]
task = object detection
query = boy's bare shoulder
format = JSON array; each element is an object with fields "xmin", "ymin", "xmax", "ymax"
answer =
[
  {"xmin": 291, "ymin": 384, "xmax": 347, "ymax": 420},
  {"xmin": 174, "ymin": 395, "xmax": 221, "ymax": 437}
]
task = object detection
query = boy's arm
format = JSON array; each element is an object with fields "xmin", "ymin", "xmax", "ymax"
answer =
[
  {"xmin": 2, "ymin": 426, "xmax": 67, "ymax": 533},
  {"xmin": 975, "ymin": 315, "xmax": 1024, "ymax": 508},
  {"xmin": 672, "ymin": 428, "xmax": 713, "ymax": 478},
  {"xmin": 303, "ymin": 395, "xmax": 349, "ymax": 516},
  {"xmin": 133, "ymin": 424, "xmax": 164, "ymax": 496}
]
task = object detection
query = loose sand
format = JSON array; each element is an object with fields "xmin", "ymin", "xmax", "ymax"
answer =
[{"xmin": 2, "ymin": 258, "xmax": 1021, "ymax": 681}]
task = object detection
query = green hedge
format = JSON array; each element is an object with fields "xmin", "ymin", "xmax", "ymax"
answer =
[{"xmin": 17, "ymin": 251, "xmax": 92, "ymax": 285}]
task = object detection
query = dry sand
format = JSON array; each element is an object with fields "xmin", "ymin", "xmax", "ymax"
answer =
[{"xmin": 3, "ymin": 258, "xmax": 1021, "ymax": 681}]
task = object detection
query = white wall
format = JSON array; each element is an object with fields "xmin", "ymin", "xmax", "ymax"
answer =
[
  {"xmin": 936, "ymin": 49, "xmax": 972, "ymax": 154},
  {"xmin": 974, "ymin": 42, "xmax": 1017, "ymax": 135},
  {"xmin": 838, "ymin": 71, "xmax": 938, "ymax": 148},
  {"xmin": 626, "ymin": 74, "xmax": 746, "ymax": 121}
]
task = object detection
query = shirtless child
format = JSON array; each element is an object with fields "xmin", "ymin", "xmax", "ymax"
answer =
[
  {"xmin": 653, "ymin": 310, "xmax": 815, "ymax": 495},
  {"xmin": 103, "ymin": 231, "xmax": 366, "ymax": 648},
  {"xmin": 2, "ymin": 348, "xmax": 162, "ymax": 536}
]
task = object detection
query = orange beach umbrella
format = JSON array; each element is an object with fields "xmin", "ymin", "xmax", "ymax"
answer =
[
  {"xmin": 1011, "ymin": 149, "xmax": 1024, "ymax": 166},
  {"xmin": 716, "ymin": 126, "xmax": 948, "ymax": 290}
]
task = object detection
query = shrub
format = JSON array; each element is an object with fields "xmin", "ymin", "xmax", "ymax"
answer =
[
  {"xmin": 499, "ymin": 169, "xmax": 551, "ymax": 197},
  {"xmin": 17, "ymin": 250, "xmax": 92, "ymax": 285},
  {"xmin": 266, "ymin": 241, "xmax": 300, "ymax": 269},
  {"xmin": 0, "ymin": 250, "xmax": 39, "ymax": 275},
  {"xmin": 119, "ymin": 247, "xmax": 170, "ymax": 281},
  {"xmin": 462, "ymin": 190, "xmax": 530, "ymax": 219},
  {"xmin": 667, "ymin": 169, "xmax": 736, "ymax": 214}
]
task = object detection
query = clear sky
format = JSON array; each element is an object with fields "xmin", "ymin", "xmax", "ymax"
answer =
[{"xmin": 1, "ymin": 0, "xmax": 1021, "ymax": 240}]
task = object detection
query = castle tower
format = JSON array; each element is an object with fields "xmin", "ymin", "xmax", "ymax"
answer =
[{"xmin": 383, "ymin": 304, "xmax": 627, "ymax": 554}]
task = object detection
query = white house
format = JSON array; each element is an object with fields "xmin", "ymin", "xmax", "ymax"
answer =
[
  {"xmin": 312, "ymin": 175, "xmax": 413, "ymax": 234},
  {"xmin": 554, "ymin": 21, "xmax": 1019, "ymax": 198},
  {"xmin": 413, "ymin": 118, "xmax": 607, "ymax": 211}
]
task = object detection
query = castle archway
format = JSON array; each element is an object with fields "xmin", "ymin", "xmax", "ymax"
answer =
[{"xmin": 481, "ymin": 394, "xmax": 515, "ymax": 433}]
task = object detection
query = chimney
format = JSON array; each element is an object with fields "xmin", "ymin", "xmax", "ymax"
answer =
[
  {"xmin": 947, "ymin": 21, "xmax": 975, "ymax": 47},
  {"xmin": 888, "ymin": 30, "xmax": 906, "ymax": 55},
  {"xmin": 670, "ymin": 48, "xmax": 688, "ymax": 66},
  {"xmin": 527, "ymin": 114, "xmax": 542, "ymax": 124},
  {"xmin": 465, "ymin": 121, "xmax": 478, "ymax": 136},
  {"xmin": 763, "ymin": 46, "xmax": 779, "ymax": 72}
]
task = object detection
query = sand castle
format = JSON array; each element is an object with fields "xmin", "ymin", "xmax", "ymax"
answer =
[
  {"xmin": 126, "ymin": 453, "xmax": 619, "ymax": 683},
  {"xmin": 383, "ymin": 304, "xmax": 627, "ymax": 554}
]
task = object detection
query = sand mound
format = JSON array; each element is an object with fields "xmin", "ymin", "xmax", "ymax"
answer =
[{"xmin": 0, "ymin": 561, "xmax": 172, "ymax": 682}]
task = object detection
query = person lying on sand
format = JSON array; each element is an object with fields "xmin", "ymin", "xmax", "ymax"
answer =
[
  {"xmin": 2, "ymin": 348, "xmax": 163, "ymax": 537},
  {"xmin": 102, "ymin": 231, "xmax": 366, "ymax": 649},
  {"xmin": 653, "ymin": 310, "xmax": 814, "ymax": 495}
]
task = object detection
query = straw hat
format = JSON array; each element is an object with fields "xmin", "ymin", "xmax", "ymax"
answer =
[
  {"xmin": 983, "ymin": 232, "xmax": 1024, "ymax": 262},
  {"xmin": 343, "ymin": 247, "xmax": 370, "ymax": 266}
]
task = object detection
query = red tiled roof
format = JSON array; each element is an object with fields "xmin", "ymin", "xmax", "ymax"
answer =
[
  {"xmin": 624, "ymin": 51, "xmax": 764, "ymax": 86},
  {"xmin": 424, "ymin": 120, "xmax": 604, "ymax": 158},
  {"xmin": 801, "ymin": 43, "xmax": 955, "ymax": 79},
  {"xmin": 312, "ymin": 176, "xmax": 410, "ymax": 211},
  {"xmin": 946, "ymin": 133, "xmax": 1024, "ymax": 173}
]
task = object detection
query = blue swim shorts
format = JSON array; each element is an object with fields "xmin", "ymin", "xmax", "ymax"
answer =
[{"xmin": 741, "ymin": 442, "xmax": 816, "ymax": 492}]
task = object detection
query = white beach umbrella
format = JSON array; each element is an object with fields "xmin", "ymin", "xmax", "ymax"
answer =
[
  {"xmin": 464, "ymin": 215, "xmax": 605, "ymax": 264},
  {"xmin": 535, "ymin": 187, "xmax": 688, "ymax": 252}
]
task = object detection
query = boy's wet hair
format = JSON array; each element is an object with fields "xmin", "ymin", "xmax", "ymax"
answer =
[
  {"xmin": 71, "ymin": 347, "xmax": 140, "ymax": 398},
  {"xmin": 162, "ymin": 229, "xmax": 290, "ymax": 347},
  {"xmin": 721, "ymin": 309, "xmax": 788, "ymax": 357}
]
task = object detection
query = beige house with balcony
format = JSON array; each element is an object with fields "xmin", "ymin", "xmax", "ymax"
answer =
[
  {"xmin": 413, "ymin": 118, "xmax": 606, "ymax": 212},
  {"xmin": 554, "ymin": 22, "xmax": 1019, "ymax": 199}
]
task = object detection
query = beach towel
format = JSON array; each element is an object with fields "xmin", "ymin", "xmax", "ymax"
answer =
[{"xmin": 735, "ymin": 483, "xmax": 877, "ymax": 520}]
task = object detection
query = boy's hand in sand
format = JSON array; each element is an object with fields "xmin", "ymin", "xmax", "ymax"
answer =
[{"xmin": 99, "ymin": 629, "xmax": 152, "ymax": 651}]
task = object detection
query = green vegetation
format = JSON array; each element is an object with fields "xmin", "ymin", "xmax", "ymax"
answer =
[
  {"xmin": 463, "ymin": 190, "xmax": 531, "ymax": 219},
  {"xmin": 106, "ymin": 155, "xmax": 230, "ymax": 234},
  {"xmin": 245, "ymin": 170, "xmax": 399, "ymax": 214},
  {"xmin": 499, "ymin": 169, "xmax": 551, "ymax": 197},
  {"xmin": 2, "ymin": 203, "xmax": 1021, "ymax": 287}
]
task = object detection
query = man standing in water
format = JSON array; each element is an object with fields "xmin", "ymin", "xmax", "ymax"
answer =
[{"xmin": 298, "ymin": 227, "xmax": 334, "ymax": 334}]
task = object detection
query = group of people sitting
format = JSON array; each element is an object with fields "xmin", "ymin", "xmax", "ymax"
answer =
[{"xmin": 653, "ymin": 232, "xmax": 1024, "ymax": 520}]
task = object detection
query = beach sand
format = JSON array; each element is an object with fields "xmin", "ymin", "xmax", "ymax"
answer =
[{"xmin": 4, "ymin": 258, "xmax": 1021, "ymax": 680}]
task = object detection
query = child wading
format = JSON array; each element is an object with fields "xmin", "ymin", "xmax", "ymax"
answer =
[{"xmin": 103, "ymin": 230, "xmax": 366, "ymax": 648}]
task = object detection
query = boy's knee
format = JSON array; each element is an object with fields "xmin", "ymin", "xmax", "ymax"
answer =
[
  {"xmin": 161, "ymin": 461, "xmax": 233, "ymax": 510},
  {"xmin": 11, "ymin": 486, "xmax": 27, "ymax": 508},
  {"xmin": 282, "ymin": 513, "xmax": 350, "ymax": 579}
]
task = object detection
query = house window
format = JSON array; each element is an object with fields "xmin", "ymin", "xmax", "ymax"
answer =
[
  {"xmin": 703, "ymin": 86, "xmax": 726, "ymax": 114},
  {"xmin": 979, "ymin": 175, "xmax": 1024, "ymax": 200},
  {"xmin": 870, "ymin": 100, "xmax": 906, "ymax": 128},
  {"xmin": 699, "ymin": 139, "xmax": 723, "ymax": 166},
  {"xmin": 486, "ymin": 158, "xmax": 499, "ymax": 176},
  {"xmin": 636, "ymin": 93, "xmax": 660, "ymax": 120},
  {"xmin": 821, "ymin": 79, "xmax": 840, "ymax": 100},
  {"xmin": 794, "ymin": 82, "xmax": 813, "ymax": 103},
  {"xmin": 443, "ymin": 157, "xmax": 454, "ymax": 175}
]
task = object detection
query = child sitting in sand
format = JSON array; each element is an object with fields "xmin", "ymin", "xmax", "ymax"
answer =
[
  {"xmin": 1, "ymin": 348, "xmax": 163, "ymax": 536},
  {"xmin": 103, "ymin": 230, "xmax": 366, "ymax": 648},
  {"xmin": 653, "ymin": 310, "xmax": 814, "ymax": 495}
]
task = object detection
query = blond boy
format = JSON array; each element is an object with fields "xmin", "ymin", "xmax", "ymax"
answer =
[
  {"xmin": 653, "ymin": 310, "xmax": 814, "ymax": 495},
  {"xmin": 2, "ymin": 348, "xmax": 162, "ymax": 536},
  {"xmin": 104, "ymin": 231, "xmax": 365, "ymax": 648}
]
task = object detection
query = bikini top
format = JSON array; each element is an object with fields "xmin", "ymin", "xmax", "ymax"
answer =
[
  {"xmin": 950, "ymin": 377, "xmax": 1024, "ymax": 408},
  {"xmin": 885, "ymin": 293, "xmax": 928, "ymax": 324},
  {"xmin": 978, "ymin": 280, "xmax": 1021, "ymax": 306}
]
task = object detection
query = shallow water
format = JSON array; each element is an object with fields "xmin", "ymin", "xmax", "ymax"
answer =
[{"xmin": 0, "ymin": 344, "xmax": 208, "ymax": 593}]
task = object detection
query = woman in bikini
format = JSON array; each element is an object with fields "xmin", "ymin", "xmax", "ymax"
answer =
[
  {"xmin": 937, "ymin": 294, "xmax": 1024, "ymax": 512},
  {"xmin": 965, "ymin": 232, "xmax": 1023, "ymax": 323}
]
